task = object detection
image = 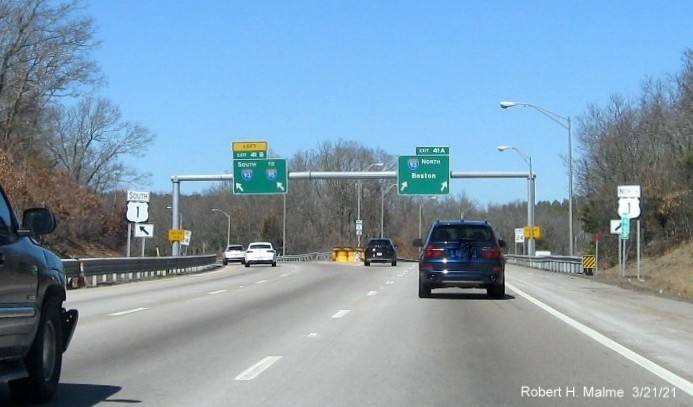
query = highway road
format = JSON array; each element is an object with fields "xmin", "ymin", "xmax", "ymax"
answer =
[{"xmin": 2, "ymin": 261, "xmax": 692, "ymax": 406}]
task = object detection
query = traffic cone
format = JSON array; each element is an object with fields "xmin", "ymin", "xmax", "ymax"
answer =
[{"xmin": 77, "ymin": 261, "xmax": 88, "ymax": 288}]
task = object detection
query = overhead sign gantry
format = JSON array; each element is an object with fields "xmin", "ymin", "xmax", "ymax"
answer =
[{"xmin": 231, "ymin": 141, "xmax": 288, "ymax": 195}]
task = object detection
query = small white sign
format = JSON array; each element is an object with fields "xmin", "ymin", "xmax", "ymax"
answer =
[
  {"xmin": 514, "ymin": 228, "xmax": 525, "ymax": 243},
  {"xmin": 610, "ymin": 219, "xmax": 621, "ymax": 234},
  {"xmin": 127, "ymin": 190, "xmax": 150, "ymax": 202},
  {"xmin": 617, "ymin": 185, "xmax": 640, "ymax": 198},
  {"xmin": 134, "ymin": 223, "xmax": 154, "ymax": 238},
  {"xmin": 182, "ymin": 230, "xmax": 192, "ymax": 246}
]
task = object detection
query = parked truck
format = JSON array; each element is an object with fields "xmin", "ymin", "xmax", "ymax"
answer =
[{"xmin": 0, "ymin": 182, "xmax": 78, "ymax": 403}]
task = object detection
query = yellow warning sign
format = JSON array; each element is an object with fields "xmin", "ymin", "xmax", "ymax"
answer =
[
  {"xmin": 523, "ymin": 226, "xmax": 542, "ymax": 239},
  {"xmin": 168, "ymin": 229, "xmax": 185, "ymax": 242}
]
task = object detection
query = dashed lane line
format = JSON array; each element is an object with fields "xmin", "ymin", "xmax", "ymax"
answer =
[
  {"xmin": 234, "ymin": 356, "xmax": 283, "ymax": 381},
  {"xmin": 109, "ymin": 307, "xmax": 148, "ymax": 316}
]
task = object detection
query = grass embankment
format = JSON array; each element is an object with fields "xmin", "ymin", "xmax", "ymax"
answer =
[{"xmin": 591, "ymin": 241, "xmax": 693, "ymax": 301}]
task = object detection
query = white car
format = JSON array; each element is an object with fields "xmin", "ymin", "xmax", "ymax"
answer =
[
  {"xmin": 244, "ymin": 242, "xmax": 277, "ymax": 267},
  {"xmin": 223, "ymin": 244, "xmax": 245, "ymax": 265}
]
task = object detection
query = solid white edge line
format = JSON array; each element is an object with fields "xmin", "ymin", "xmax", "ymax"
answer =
[
  {"xmin": 507, "ymin": 282, "xmax": 693, "ymax": 396},
  {"xmin": 208, "ymin": 289, "xmax": 228, "ymax": 295},
  {"xmin": 109, "ymin": 307, "xmax": 148, "ymax": 316},
  {"xmin": 234, "ymin": 356, "xmax": 282, "ymax": 381}
]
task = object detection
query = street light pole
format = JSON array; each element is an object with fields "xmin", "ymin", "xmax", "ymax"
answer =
[
  {"xmin": 418, "ymin": 196, "xmax": 436, "ymax": 239},
  {"xmin": 211, "ymin": 208, "xmax": 231, "ymax": 248},
  {"xmin": 500, "ymin": 101, "xmax": 574, "ymax": 256},
  {"xmin": 380, "ymin": 183, "xmax": 397, "ymax": 237},
  {"xmin": 357, "ymin": 162, "xmax": 384, "ymax": 246},
  {"xmin": 498, "ymin": 146, "xmax": 535, "ymax": 256}
]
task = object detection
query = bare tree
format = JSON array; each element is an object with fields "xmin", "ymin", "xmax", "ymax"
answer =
[
  {"xmin": 0, "ymin": 0, "xmax": 100, "ymax": 152},
  {"xmin": 41, "ymin": 97, "xmax": 155, "ymax": 193}
]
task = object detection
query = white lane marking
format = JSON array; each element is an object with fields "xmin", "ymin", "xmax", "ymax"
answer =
[
  {"xmin": 386, "ymin": 280, "xmax": 394, "ymax": 285},
  {"xmin": 234, "ymin": 356, "xmax": 282, "ymax": 381},
  {"xmin": 508, "ymin": 282, "xmax": 693, "ymax": 397},
  {"xmin": 307, "ymin": 333, "xmax": 319, "ymax": 338},
  {"xmin": 208, "ymin": 289, "xmax": 228, "ymax": 295},
  {"xmin": 109, "ymin": 307, "xmax": 147, "ymax": 316},
  {"xmin": 255, "ymin": 280, "xmax": 268, "ymax": 284},
  {"xmin": 331, "ymin": 310, "xmax": 351, "ymax": 319},
  {"xmin": 367, "ymin": 291, "xmax": 378, "ymax": 296},
  {"xmin": 281, "ymin": 273, "xmax": 289, "ymax": 277}
]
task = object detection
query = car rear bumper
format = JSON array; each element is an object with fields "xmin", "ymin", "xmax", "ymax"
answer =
[
  {"xmin": 365, "ymin": 255, "xmax": 396, "ymax": 262},
  {"xmin": 419, "ymin": 270, "xmax": 504, "ymax": 289},
  {"xmin": 246, "ymin": 257, "xmax": 276, "ymax": 264}
]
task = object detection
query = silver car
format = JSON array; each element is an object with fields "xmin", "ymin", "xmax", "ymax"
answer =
[{"xmin": 223, "ymin": 244, "xmax": 245, "ymax": 265}]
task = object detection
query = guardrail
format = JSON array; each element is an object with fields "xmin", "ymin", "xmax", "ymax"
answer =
[
  {"xmin": 504, "ymin": 254, "xmax": 583, "ymax": 274},
  {"xmin": 62, "ymin": 252, "xmax": 334, "ymax": 287},
  {"xmin": 63, "ymin": 255, "xmax": 218, "ymax": 287},
  {"xmin": 277, "ymin": 252, "xmax": 333, "ymax": 262}
]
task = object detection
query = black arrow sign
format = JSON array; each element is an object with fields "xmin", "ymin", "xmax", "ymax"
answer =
[{"xmin": 138, "ymin": 225, "xmax": 151, "ymax": 236}]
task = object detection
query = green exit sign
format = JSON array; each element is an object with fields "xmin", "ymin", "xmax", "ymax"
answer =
[
  {"xmin": 397, "ymin": 155, "xmax": 450, "ymax": 195},
  {"xmin": 416, "ymin": 146, "xmax": 449, "ymax": 155},
  {"xmin": 233, "ymin": 158, "xmax": 288, "ymax": 195}
]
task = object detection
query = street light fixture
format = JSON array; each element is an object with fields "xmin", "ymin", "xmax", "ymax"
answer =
[
  {"xmin": 357, "ymin": 162, "xmax": 385, "ymax": 246},
  {"xmin": 211, "ymin": 208, "xmax": 231, "ymax": 248},
  {"xmin": 500, "ymin": 100, "xmax": 574, "ymax": 256},
  {"xmin": 380, "ymin": 183, "xmax": 398, "ymax": 237},
  {"xmin": 498, "ymin": 145, "xmax": 535, "ymax": 256}
]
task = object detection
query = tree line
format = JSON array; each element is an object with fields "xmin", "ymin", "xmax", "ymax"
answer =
[{"xmin": 1, "ymin": 0, "xmax": 691, "ymax": 266}]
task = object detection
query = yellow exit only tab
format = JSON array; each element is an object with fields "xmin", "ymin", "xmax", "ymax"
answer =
[{"xmin": 232, "ymin": 141, "xmax": 268, "ymax": 152}]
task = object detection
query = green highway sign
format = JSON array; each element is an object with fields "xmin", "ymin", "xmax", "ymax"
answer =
[
  {"xmin": 233, "ymin": 158, "xmax": 288, "ymax": 194},
  {"xmin": 416, "ymin": 146, "xmax": 450, "ymax": 155},
  {"xmin": 397, "ymin": 155, "xmax": 450, "ymax": 195},
  {"xmin": 234, "ymin": 151, "xmax": 267, "ymax": 160}
]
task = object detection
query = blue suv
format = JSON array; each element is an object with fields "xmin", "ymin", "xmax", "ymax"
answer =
[{"xmin": 414, "ymin": 220, "xmax": 506, "ymax": 298}]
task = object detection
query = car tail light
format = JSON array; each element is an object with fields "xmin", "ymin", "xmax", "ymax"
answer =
[
  {"xmin": 482, "ymin": 246, "xmax": 502, "ymax": 259},
  {"xmin": 423, "ymin": 244, "xmax": 445, "ymax": 258}
]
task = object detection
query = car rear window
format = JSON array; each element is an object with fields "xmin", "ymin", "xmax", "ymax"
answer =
[
  {"xmin": 432, "ymin": 226, "xmax": 493, "ymax": 242},
  {"xmin": 367, "ymin": 239, "xmax": 393, "ymax": 247},
  {"xmin": 249, "ymin": 244, "xmax": 272, "ymax": 249},
  {"xmin": 227, "ymin": 245, "xmax": 244, "ymax": 251}
]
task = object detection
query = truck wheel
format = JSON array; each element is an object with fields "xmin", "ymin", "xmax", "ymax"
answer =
[{"xmin": 9, "ymin": 298, "xmax": 64, "ymax": 403}]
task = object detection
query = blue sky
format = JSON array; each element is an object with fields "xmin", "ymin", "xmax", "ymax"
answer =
[{"xmin": 85, "ymin": 1, "xmax": 693, "ymax": 205}]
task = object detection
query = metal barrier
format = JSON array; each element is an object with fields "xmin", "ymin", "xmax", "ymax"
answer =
[
  {"xmin": 63, "ymin": 255, "xmax": 218, "ymax": 286},
  {"xmin": 504, "ymin": 254, "xmax": 583, "ymax": 274},
  {"xmin": 62, "ymin": 252, "xmax": 334, "ymax": 287},
  {"xmin": 277, "ymin": 252, "xmax": 332, "ymax": 262}
]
